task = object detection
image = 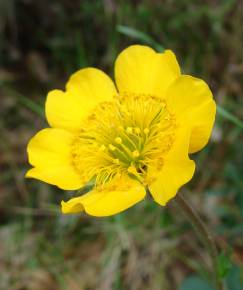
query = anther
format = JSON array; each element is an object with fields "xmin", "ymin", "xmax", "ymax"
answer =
[
  {"xmin": 127, "ymin": 166, "xmax": 137, "ymax": 175},
  {"xmin": 132, "ymin": 150, "xmax": 140, "ymax": 158},
  {"xmin": 127, "ymin": 165, "xmax": 143, "ymax": 182},
  {"xmin": 116, "ymin": 172, "xmax": 122, "ymax": 178},
  {"xmin": 109, "ymin": 144, "xmax": 116, "ymax": 151},
  {"xmin": 99, "ymin": 145, "xmax": 106, "ymax": 151},
  {"xmin": 113, "ymin": 158, "xmax": 120, "ymax": 164},
  {"xmin": 115, "ymin": 137, "xmax": 122, "ymax": 144},
  {"xmin": 126, "ymin": 127, "xmax": 133, "ymax": 134},
  {"xmin": 144, "ymin": 128, "xmax": 149, "ymax": 134}
]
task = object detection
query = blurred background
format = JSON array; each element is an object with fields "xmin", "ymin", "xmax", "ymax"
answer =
[{"xmin": 0, "ymin": 0, "xmax": 243, "ymax": 289}]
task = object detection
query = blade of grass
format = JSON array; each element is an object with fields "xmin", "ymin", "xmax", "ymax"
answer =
[
  {"xmin": 116, "ymin": 25, "xmax": 164, "ymax": 52},
  {"xmin": 3, "ymin": 86, "xmax": 44, "ymax": 118},
  {"xmin": 217, "ymin": 105, "xmax": 243, "ymax": 129},
  {"xmin": 18, "ymin": 94, "xmax": 45, "ymax": 118}
]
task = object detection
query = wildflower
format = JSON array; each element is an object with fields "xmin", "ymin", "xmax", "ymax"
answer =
[{"xmin": 26, "ymin": 45, "xmax": 216, "ymax": 216}]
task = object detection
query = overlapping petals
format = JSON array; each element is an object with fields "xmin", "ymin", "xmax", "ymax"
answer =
[
  {"xmin": 165, "ymin": 75, "xmax": 216, "ymax": 153},
  {"xmin": 46, "ymin": 68, "xmax": 117, "ymax": 132},
  {"xmin": 148, "ymin": 126, "xmax": 195, "ymax": 206},
  {"xmin": 26, "ymin": 45, "xmax": 216, "ymax": 216}
]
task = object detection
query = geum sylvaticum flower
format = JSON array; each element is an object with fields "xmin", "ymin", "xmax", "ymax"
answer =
[{"xmin": 26, "ymin": 45, "xmax": 216, "ymax": 216}]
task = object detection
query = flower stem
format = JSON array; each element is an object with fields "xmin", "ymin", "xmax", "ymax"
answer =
[{"xmin": 174, "ymin": 193, "xmax": 224, "ymax": 290}]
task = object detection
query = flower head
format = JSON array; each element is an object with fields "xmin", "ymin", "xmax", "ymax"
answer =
[{"xmin": 26, "ymin": 45, "xmax": 216, "ymax": 216}]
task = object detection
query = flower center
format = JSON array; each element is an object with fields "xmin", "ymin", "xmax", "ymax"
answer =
[{"xmin": 71, "ymin": 93, "xmax": 177, "ymax": 187}]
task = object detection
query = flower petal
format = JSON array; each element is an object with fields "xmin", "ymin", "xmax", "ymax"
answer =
[
  {"xmin": 61, "ymin": 177, "xmax": 146, "ymax": 216},
  {"xmin": 115, "ymin": 45, "xmax": 180, "ymax": 97},
  {"xmin": 46, "ymin": 68, "xmax": 117, "ymax": 132},
  {"xmin": 148, "ymin": 127, "xmax": 195, "ymax": 206},
  {"xmin": 166, "ymin": 75, "xmax": 216, "ymax": 153},
  {"xmin": 26, "ymin": 128, "xmax": 83, "ymax": 190}
]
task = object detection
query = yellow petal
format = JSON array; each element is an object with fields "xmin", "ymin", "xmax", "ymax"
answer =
[
  {"xmin": 26, "ymin": 167, "xmax": 83, "ymax": 190},
  {"xmin": 148, "ymin": 127, "xmax": 195, "ymax": 206},
  {"xmin": 26, "ymin": 128, "xmax": 83, "ymax": 190},
  {"xmin": 61, "ymin": 177, "xmax": 146, "ymax": 216},
  {"xmin": 46, "ymin": 68, "xmax": 117, "ymax": 132},
  {"xmin": 166, "ymin": 75, "xmax": 216, "ymax": 153},
  {"xmin": 115, "ymin": 45, "xmax": 180, "ymax": 97}
]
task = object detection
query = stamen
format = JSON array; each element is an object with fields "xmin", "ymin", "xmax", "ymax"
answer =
[
  {"xmin": 99, "ymin": 145, "xmax": 106, "ymax": 151},
  {"xmin": 126, "ymin": 127, "xmax": 133, "ymax": 134},
  {"xmin": 144, "ymin": 128, "xmax": 149, "ymax": 134},
  {"xmin": 127, "ymin": 165, "xmax": 143, "ymax": 182},
  {"xmin": 71, "ymin": 92, "xmax": 176, "ymax": 188},
  {"xmin": 132, "ymin": 150, "xmax": 140, "ymax": 158},
  {"xmin": 109, "ymin": 144, "xmax": 116, "ymax": 151},
  {"xmin": 115, "ymin": 137, "xmax": 122, "ymax": 144},
  {"xmin": 127, "ymin": 165, "xmax": 138, "ymax": 175},
  {"xmin": 113, "ymin": 158, "xmax": 120, "ymax": 164}
]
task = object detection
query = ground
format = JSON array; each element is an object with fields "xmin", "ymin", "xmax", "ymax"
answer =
[{"xmin": 0, "ymin": 1, "xmax": 243, "ymax": 289}]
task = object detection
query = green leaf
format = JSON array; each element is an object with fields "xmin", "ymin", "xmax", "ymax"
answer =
[
  {"xmin": 179, "ymin": 276, "xmax": 216, "ymax": 290},
  {"xmin": 226, "ymin": 266, "xmax": 243, "ymax": 290},
  {"xmin": 217, "ymin": 252, "xmax": 232, "ymax": 278}
]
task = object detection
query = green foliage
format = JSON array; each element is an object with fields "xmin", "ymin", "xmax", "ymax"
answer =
[
  {"xmin": 117, "ymin": 25, "xmax": 164, "ymax": 52},
  {"xmin": 217, "ymin": 251, "xmax": 232, "ymax": 279},
  {"xmin": 179, "ymin": 276, "xmax": 216, "ymax": 290},
  {"xmin": 217, "ymin": 106, "xmax": 243, "ymax": 130},
  {"xmin": 226, "ymin": 266, "xmax": 243, "ymax": 290}
]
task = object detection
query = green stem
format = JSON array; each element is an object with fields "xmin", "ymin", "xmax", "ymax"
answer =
[{"xmin": 174, "ymin": 193, "xmax": 224, "ymax": 290}]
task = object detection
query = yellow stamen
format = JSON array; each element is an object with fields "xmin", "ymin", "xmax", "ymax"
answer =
[
  {"xmin": 71, "ymin": 93, "xmax": 176, "ymax": 187},
  {"xmin": 132, "ymin": 150, "xmax": 140, "ymax": 158},
  {"xmin": 127, "ymin": 165, "xmax": 137, "ymax": 175},
  {"xmin": 113, "ymin": 158, "xmax": 120, "ymax": 164},
  {"xmin": 115, "ymin": 137, "xmax": 122, "ymax": 144},
  {"xmin": 109, "ymin": 144, "xmax": 116, "ymax": 151},
  {"xmin": 99, "ymin": 145, "xmax": 106, "ymax": 151},
  {"xmin": 144, "ymin": 128, "xmax": 149, "ymax": 134},
  {"xmin": 126, "ymin": 127, "xmax": 133, "ymax": 134}
]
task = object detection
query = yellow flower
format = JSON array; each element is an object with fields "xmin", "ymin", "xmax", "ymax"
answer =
[{"xmin": 26, "ymin": 45, "xmax": 216, "ymax": 216}]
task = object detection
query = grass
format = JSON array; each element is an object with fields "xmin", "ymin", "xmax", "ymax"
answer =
[{"xmin": 0, "ymin": 0, "xmax": 243, "ymax": 289}]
